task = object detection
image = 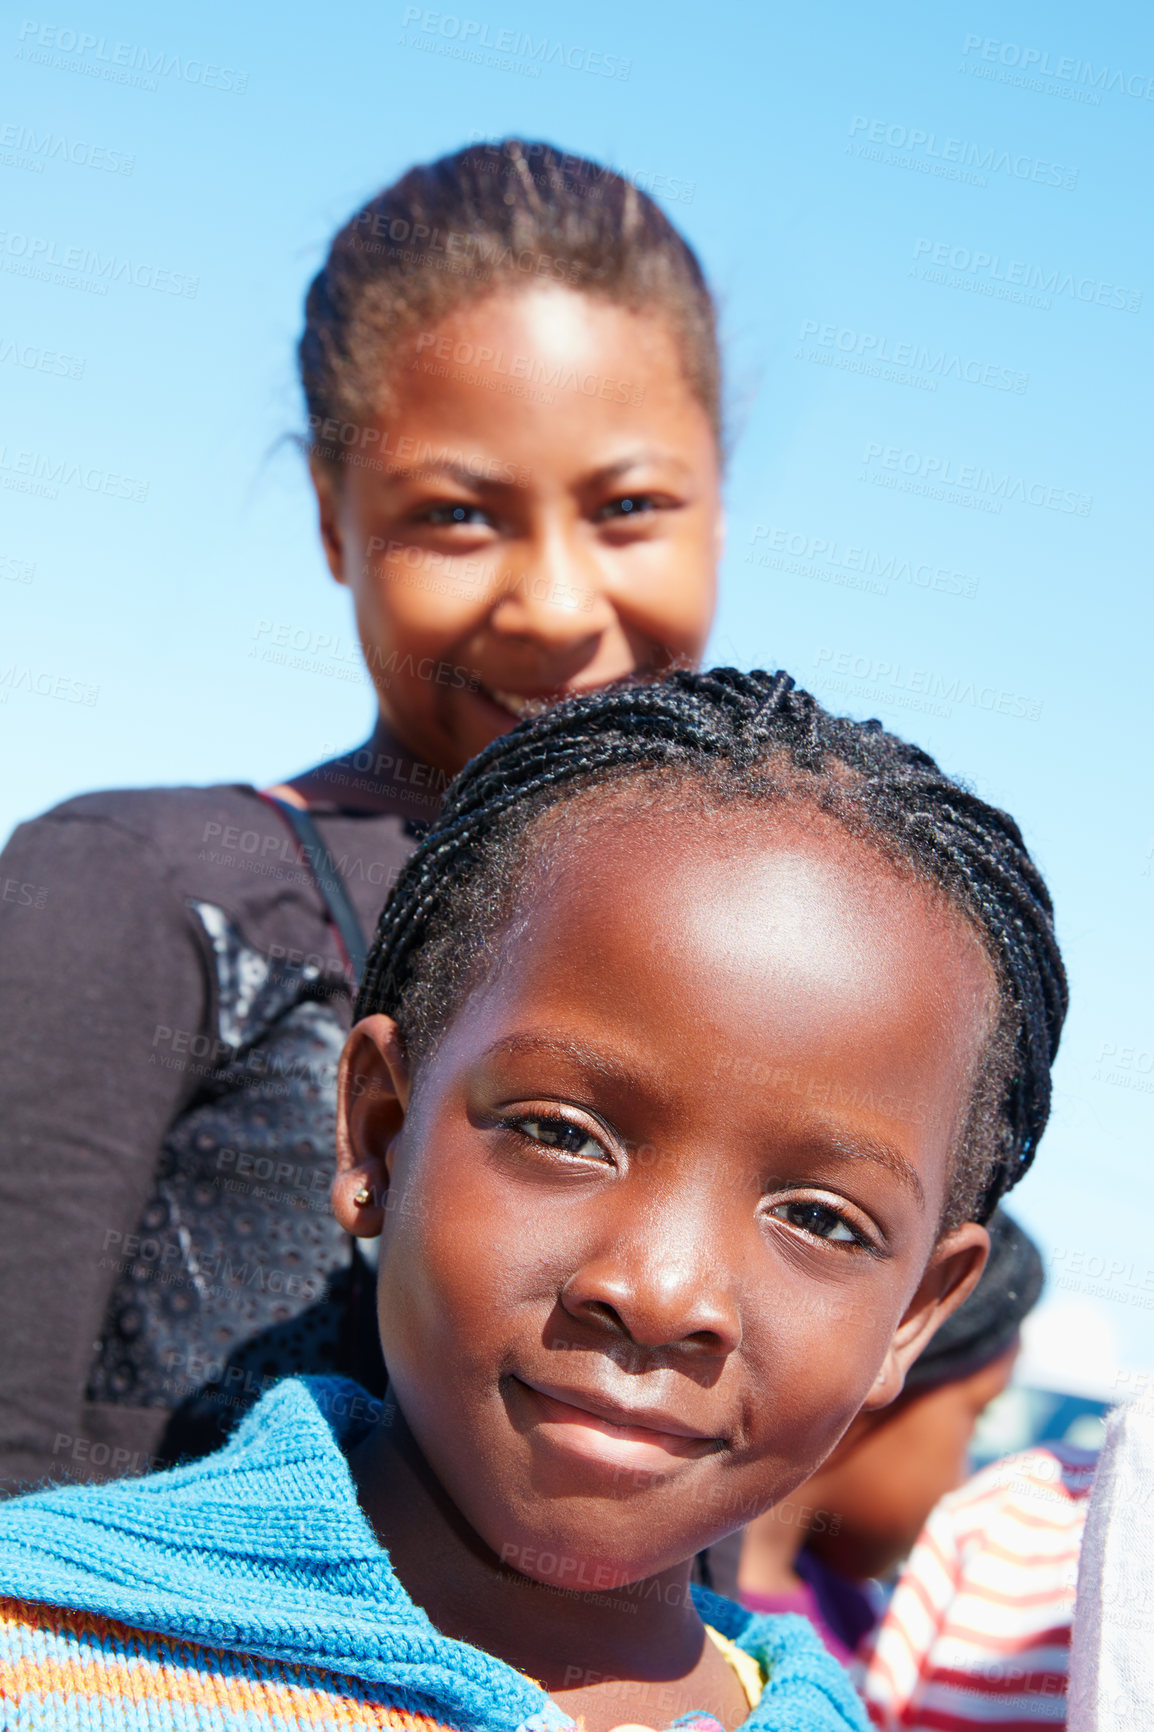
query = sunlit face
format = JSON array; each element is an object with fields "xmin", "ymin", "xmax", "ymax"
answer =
[
  {"xmin": 311, "ymin": 286, "xmax": 721, "ymax": 774},
  {"xmin": 339, "ymin": 806, "xmax": 992, "ymax": 1589}
]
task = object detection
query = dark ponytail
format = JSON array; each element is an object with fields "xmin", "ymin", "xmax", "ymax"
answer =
[{"xmin": 298, "ymin": 138, "xmax": 721, "ymax": 458}]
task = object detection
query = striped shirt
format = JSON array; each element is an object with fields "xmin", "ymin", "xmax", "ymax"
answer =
[
  {"xmin": 0, "ymin": 1596, "xmax": 460, "ymax": 1732},
  {"xmin": 860, "ymin": 1445, "xmax": 1097, "ymax": 1730}
]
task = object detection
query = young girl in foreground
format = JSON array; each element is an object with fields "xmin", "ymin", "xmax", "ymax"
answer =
[{"xmin": 0, "ymin": 670, "xmax": 1066, "ymax": 1732}]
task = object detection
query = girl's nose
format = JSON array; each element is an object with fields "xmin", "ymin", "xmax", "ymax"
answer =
[
  {"xmin": 487, "ymin": 530, "xmax": 617, "ymax": 650},
  {"xmin": 560, "ymin": 1235, "xmax": 743, "ymax": 1359}
]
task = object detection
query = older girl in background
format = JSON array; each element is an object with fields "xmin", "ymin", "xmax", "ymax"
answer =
[{"xmin": 0, "ymin": 140, "xmax": 723, "ymax": 1489}]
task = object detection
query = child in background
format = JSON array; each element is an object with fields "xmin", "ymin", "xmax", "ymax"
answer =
[
  {"xmin": 860, "ymin": 1424, "xmax": 1094, "ymax": 1726},
  {"xmin": 0, "ymin": 670, "xmax": 1066, "ymax": 1731},
  {"xmin": 716, "ymin": 1211, "xmax": 1043, "ymax": 1657},
  {"xmin": 0, "ymin": 140, "xmax": 723, "ymax": 1488}
]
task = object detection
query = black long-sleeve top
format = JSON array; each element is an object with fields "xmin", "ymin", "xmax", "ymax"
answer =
[{"xmin": 0, "ymin": 773, "xmax": 431, "ymax": 1492}]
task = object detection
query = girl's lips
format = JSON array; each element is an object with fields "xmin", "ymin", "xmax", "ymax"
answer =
[
  {"xmin": 484, "ymin": 686, "xmax": 552, "ymax": 720},
  {"xmin": 475, "ymin": 674, "xmax": 644, "ymax": 723},
  {"xmin": 511, "ymin": 1378, "xmax": 722, "ymax": 1473}
]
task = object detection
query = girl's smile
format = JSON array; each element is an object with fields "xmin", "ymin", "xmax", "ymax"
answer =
[
  {"xmin": 506, "ymin": 1376, "xmax": 725, "ymax": 1475},
  {"xmin": 310, "ymin": 286, "xmax": 721, "ymax": 775}
]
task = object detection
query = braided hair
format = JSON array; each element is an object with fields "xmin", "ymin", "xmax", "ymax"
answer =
[
  {"xmin": 356, "ymin": 669, "xmax": 1066, "ymax": 1231},
  {"xmin": 299, "ymin": 138, "xmax": 721, "ymax": 463}
]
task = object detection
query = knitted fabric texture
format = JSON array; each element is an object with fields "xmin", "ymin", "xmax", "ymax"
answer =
[{"xmin": 0, "ymin": 1376, "xmax": 867, "ymax": 1731}]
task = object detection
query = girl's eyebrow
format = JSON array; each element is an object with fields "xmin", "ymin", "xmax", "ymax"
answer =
[
  {"xmin": 386, "ymin": 461, "xmax": 494, "ymax": 491},
  {"xmin": 585, "ymin": 450, "xmax": 694, "ymax": 486},
  {"xmin": 480, "ymin": 1031, "xmax": 640, "ymax": 1089},
  {"xmin": 381, "ymin": 450, "xmax": 693, "ymax": 497},
  {"xmin": 805, "ymin": 1133, "xmax": 926, "ymax": 1209}
]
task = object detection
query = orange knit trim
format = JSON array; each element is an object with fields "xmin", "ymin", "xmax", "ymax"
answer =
[{"xmin": 0, "ymin": 1598, "xmax": 452, "ymax": 1730}]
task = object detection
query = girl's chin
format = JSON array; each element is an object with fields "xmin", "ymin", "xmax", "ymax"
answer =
[
  {"xmin": 422, "ymin": 682, "xmax": 521, "ymax": 770},
  {"xmin": 461, "ymin": 681, "xmax": 525, "ymax": 739}
]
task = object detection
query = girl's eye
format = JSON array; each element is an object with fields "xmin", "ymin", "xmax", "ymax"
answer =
[
  {"xmin": 595, "ymin": 493, "xmax": 659, "ymax": 522},
  {"xmin": 513, "ymin": 1116, "xmax": 606, "ymax": 1161},
  {"xmin": 770, "ymin": 1201, "xmax": 860, "ymax": 1245},
  {"xmin": 422, "ymin": 503, "xmax": 492, "ymax": 528}
]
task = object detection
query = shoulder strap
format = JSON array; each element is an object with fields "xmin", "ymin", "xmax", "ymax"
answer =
[{"xmin": 260, "ymin": 795, "xmax": 368, "ymax": 984}]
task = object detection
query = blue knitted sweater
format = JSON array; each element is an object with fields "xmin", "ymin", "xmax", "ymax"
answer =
[{"xmin": 0, "ymin": 1377, "xmax": 866, "ymax": 1731}]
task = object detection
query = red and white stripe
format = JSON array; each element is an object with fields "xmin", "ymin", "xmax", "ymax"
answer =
[{"xmin": 861, "ymin": 1445, "xmax": 1097, "ymax": 1730}]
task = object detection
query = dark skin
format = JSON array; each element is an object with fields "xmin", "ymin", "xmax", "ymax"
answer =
[
  {"xmin": 333, "ymin": 807, "xmax": 993, "ymax": 1731},
  {"xmin": 274, "ymin": 286, "xmax": 721, "ymax": 810},
  {"xmin": 738, "ymin": 1341, "xmax": 1018, "ymax": 1595}
]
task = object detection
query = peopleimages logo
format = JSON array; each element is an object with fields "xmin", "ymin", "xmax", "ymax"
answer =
[
  {"xmin": 0, "ymin": 664, "xmax": 99, "ymax": 705},
  {"xmin": 0, "ymin": 335, "xmax": 85, "ymax": 379},
  {"xmin": 0, "ymin": 120, "xmax": 134, "ymax": 174},
  {"xmin": 847, "ymin": 116, "xmax": 1078, "ymax": 189},
  {"xmin": 0, "ymin": 552, "xmax": 36, "ymax": 584},
  {"xmin": 797, "ymin": 320, "xmax": 1028, "ymax": 394},
  {"xmin": 860, "ymin": 442, "xmax": 1091, "ymax": 517},
  {"xmin": 815, "ymin": 648, "xmax": 1042, "ymax": 723},
  {"xmin": 399, "ymin": 8, "xmax": 631, "ymax": 78},
  {"xmin": 0, "ymin": 230, "xmax": 198, "ymax": 298},
  {"xmin": 0, "ymin": 445, "xmax": 148, "ymax": 503},
  {"xmin": 911, "ymin": 239, "xmax": 1141, "ymax": 314},
  {"xmin": 961, "ymin": 35, "xmax": 1154, "ymax": 101},
  {"xmin": 747, "ymin": 526, "xmax": 978, "ymax": 601},
  {"xmin": 15, "ymin": 19, "xmax": 248, "ymax": 92}
]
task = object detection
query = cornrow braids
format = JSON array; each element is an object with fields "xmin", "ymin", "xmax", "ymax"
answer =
[
  {"xmin": 356, "ymin": 669, "xmax": 1067, "ymax": 1230},
  {"xmin": 299, "ymin": 138, "xmax": 721, "ymax": 459}
]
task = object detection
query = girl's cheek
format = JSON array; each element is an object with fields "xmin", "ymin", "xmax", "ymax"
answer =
[
  {"xmin": 376, "ymin": 564, "xmax": 491, "ymax": 633},
  {"xmin": 615, "ymin": 565, "xmax": 716, "ymax": 650}
]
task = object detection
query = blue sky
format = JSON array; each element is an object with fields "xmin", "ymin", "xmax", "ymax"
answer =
[{"xmin": 2, "ymin": 0, "xmax": 1152, "ymax": 1391}]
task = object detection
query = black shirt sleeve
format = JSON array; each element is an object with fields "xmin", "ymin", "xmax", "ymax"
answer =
[{"xmin": 0, "ymin": 810, "xmax": 209, "ymax": 1491}]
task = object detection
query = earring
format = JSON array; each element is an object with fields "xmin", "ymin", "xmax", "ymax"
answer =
[{"xmin": 353, "ymin": 1186, "xmax": 373, "ymax": 1207}]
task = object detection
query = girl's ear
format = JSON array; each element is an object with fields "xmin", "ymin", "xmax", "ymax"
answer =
[
  {"xmin": 333, "ymin": 1014, "xmax": 411, "ymax": 1236},
  {"xmin": 309, "ymin": 457, "xmax": 348, "ymax": 588},
  {"xmin": 860, "ymin": 1221, "xmax": 990, "ymax": 1412}
]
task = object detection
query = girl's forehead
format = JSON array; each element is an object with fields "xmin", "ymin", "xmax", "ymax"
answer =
[
  {"xmin": 479, "ymin": 803, "xmax": 995, "ymax": 1094},
  {"xmin": 386, "ymin": 282, "xmax": 713, "ymax": 423},
  {"xmin": 539, "ymin": 802, "xmax": 985, "ymax": 981}
]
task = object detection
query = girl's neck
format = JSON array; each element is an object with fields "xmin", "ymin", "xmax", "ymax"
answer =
[
  {"xmin": 348, "ymin": 1414, "xmax": 746, "ymax": 1729},
  {"xmin": 275, "ymin": 715, "xmax": 447, "ymax": 816}
]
